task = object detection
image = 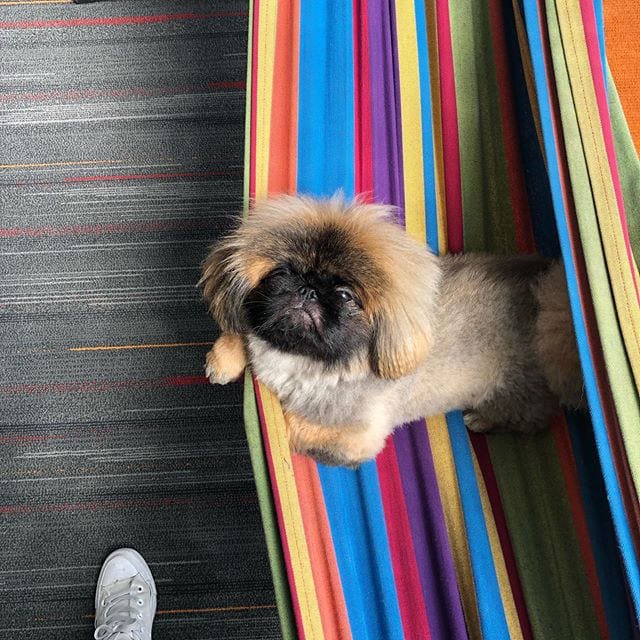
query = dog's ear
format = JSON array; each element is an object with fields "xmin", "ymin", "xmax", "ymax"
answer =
[
  {"xmin": 199, "ymin": 234, "xmax": 275, "ymax": 333},
  {"xmin": 367, "ymin": 246, "xmax": 441, "ymax": 380},
  {"xmin": 370, "ymin": 300, "xmax": 434, "ymax": 379}
]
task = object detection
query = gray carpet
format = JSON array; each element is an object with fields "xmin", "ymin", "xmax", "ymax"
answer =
[{"xmin": 0, "ymin": 2, "xmax": 281, "ymax": 638}]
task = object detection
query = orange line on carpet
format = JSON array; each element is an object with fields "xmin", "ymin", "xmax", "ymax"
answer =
[
  {"xmin": 83, "ymin": 604, "xmax": 277, "ymax": 619},
  {"xmin": 69, "ymin": 341, "xmax": 214, "ymax": 352},
  {"xmin": 157, "ymin": 605, "xmax": 278, "ymax": 615}
]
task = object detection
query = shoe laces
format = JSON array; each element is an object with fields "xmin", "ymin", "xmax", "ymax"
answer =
[{"xmin": 94, "ymin": 578, "xmax": 145, "ymax": 640}]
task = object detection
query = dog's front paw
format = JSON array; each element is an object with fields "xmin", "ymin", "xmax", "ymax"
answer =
[
  {"xmin": 303, "ymin": 446, "xmax": 371, "ymax": 469},
  {"xmin": 204, "ymin": 334, "xmax": 247, "ymax": 385},
  {"xmin": 296, "ymin": 434, "xmax": 386, "ymax": 469}
]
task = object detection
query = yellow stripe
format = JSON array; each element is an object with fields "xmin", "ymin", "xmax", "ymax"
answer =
[
  {"xmin": 426, "ymin": 416, "xmax": 482, "ymax": 640},
  {"xmin": 557, "ymin": 0, "xmax": 640, "ymax": 388},
  {"xmin": 253, "ymin": 0, "xmax": 278, "ymax": 200},
  {"xmin": 0, "ymin": 160, "xmax": 121, "ymax": 170},
  {"xmin": 252, "ymin": 6, "xmax": 323, "ymax": 632},
  {"xmin": 471, "ymin": 443, "xmax": 524, "ymax": 640},
  {"xmin": 396, "ymin": 0, "xmax": 427, "ymax": 245},
  {"xmin": 424, "ymin": 0, "xmax": 448, "ymax": 254},
  {"xmin": 258, "ymin": 382, "xmax": 324, "ymax": 639},
  {"xmin": 69, "ymin": 342, "xmax": 214, "ymax": 352}
]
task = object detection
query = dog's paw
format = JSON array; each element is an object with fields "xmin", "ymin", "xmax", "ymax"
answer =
[
  {"xmin": 204, "ymin": 335, "xmax": 246, "ymax": 385},
  {"xmin": 297, "ymin": 435, "xmax": 386, "ymax": 469},
  {"xmin": 463, "ymin": 411, "xmax": 498, "ymax": 433}
]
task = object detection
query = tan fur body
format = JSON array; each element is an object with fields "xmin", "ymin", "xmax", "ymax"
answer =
[{"xmin": 201, "ymin": 196, "xmax": 583, "ymax": 467}]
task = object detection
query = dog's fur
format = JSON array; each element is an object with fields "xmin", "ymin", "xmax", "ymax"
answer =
[{"xmin": 199, "ymin": 195, "xmax": 584, "ymax": 467}]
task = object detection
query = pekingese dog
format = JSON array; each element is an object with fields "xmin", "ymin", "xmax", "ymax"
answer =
[{"xmin": 199, "ymin": 195, "xmax": 583, "ymax": 467}]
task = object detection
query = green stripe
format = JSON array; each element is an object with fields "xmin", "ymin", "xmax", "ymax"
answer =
[
  {"xmin": 449, "ymin": 0, "xmax": 515, "ymax": 253},
  {"xmin": 607, "ymin": 66, "xmax": 640, "ymax": 265},
  {"xmin": 546, "ymin": 0, "xmax": 640, "ymax": 496},
  {"xmin": 242, "ymin": 7, "xmax": 296, "ymax": 637},
  {"xmin": 243, "ymin": 371, "xmax": 297, "ymax": 640},
  {"xmin": 488, "ymin": 432, "xmax": 601, "ymax": 639},
  {"xmin": 456, "ymin": 2, "xmax": 601, "ymax": 635}
]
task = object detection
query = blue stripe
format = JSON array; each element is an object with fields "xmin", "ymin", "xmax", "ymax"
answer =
[
  {"xmin": 413, "ymin": 0, "xmax": 439, "ymax": 252},
  {"xmin": 297, "ymin": 2, "xmax": 404, "ymax": 637},
  {"xmin": 592, "ymin": 0, "xmax": 607, "ymax": 93},
  {"xmin": 318, "ymin": 464, "xmax": 405, "ymax": 640},
  {"xmin": 446, "ymin": 412, "xmax": 511, "ymax": 639},
  {"xmin": 567, "ymin": 412, "xmax": 635, "ymax": 639},
  {"xmin": 522, "ymin": 0, "xmax": 640, "ymax": 616},
  {"xmin": 297, "ymin": 0, "xmax": 354, "ymax": 198}
]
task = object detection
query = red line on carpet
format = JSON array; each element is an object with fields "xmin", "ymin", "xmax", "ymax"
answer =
[{"xmin": 0, "ymin": 11, "xmax": 248, "ymax": 30}]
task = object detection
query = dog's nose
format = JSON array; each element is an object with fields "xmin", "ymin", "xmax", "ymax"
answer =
[{"xmin": 298, "ymin": 285, "xmax": 317, "ymax": 300}]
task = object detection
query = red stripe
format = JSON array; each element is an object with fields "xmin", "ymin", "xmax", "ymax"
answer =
[
  {"xmin": 551, "ymin": 417, "xmax": 610, "ymax": 640},
  {"xmin": 353, "ymin": 0, "xmax": 374, "ymax": 200},
  {"xmin": 0, "ymin": 12, "xmax": 247, "ymax": 30},
  {"xmin": 435, "ymin": 0, "xmax": 464, "ymax": 252},
  {"xmin": 0, "ymin": 218, "xmax": 219, "ymax": 238},
  {"xmin": 487, "ymin": 0, "xmax": 536, "ymax": 254},
  {"xmin": 469, "ymin": 432, "xmax": 534, "ymax": 640},
  {"xmin": 377, "ymin": 443, "xmax": 432, "ymax": 639},
  {"xmin": 0, "ymin": 375, "xmax": 208, "ymax": 395}
]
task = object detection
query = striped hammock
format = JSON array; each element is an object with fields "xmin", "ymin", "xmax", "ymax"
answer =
[{"xmin": 242, "ymin": 1, "xmax": 640, "ymax": 638}]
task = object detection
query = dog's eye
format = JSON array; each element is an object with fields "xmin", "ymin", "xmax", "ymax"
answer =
[
  {"xmin": 336, "ymin": 287, "xmax": 361, "ymax": 308},
  {"xmin": 269, "ymin": 265, "xmax": 290, "ymax": 279}
]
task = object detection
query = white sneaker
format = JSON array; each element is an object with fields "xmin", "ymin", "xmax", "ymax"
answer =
[{"xmin": 94, "ymin": 548, "xmax": 157, "ymax": 640}]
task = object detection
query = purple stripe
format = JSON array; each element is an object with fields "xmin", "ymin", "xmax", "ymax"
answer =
[
  {"xmin": 394, "ymin": 423, "xmax": 469, "ymax": 639},
  {"xmin": 367, "ymin": 0, "xmax": 405, "ymax": 224},
  {"xmin": 367, "ymin": 2, "xmax": 468, "ymax": 636}
]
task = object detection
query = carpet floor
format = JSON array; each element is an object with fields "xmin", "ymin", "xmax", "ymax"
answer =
[{"xmin": 0, "ymin": 2, "xmax": 281, "ymax": 638}]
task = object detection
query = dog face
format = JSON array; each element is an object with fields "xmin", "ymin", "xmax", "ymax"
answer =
[
  {"xmin": 244, "ymin": 256, "xmax": 372, "ymax": 364},
  {"xmin": 199, "ymin": 195, "xmax": 441, "ymax": 379}
]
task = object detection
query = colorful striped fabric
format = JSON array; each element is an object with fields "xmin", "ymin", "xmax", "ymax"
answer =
[{"xmin": 243, "ymin": 0, "xmax": 640, "ymax": 638}]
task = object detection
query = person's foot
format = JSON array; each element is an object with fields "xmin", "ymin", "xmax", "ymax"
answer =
[{"xmin": 94, "ymin": 548, "xmax": 157, "ymax": 640}]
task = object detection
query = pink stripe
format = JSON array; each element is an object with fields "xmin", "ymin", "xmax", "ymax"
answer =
[
  {"xmin": 253, "ymin": 379, "xmax": 307, "ymax": 640},
  {"xmin": 377, "ymin": 443, "xmax": 432, "ymax": 638},
  {"xmin": 577, "ymin": 0, "xmax": 640, "ymax": 299},
  {"xmin": 0, "ymin": 12, "xmax": 247, "ymax": 30},
  {"xmin": 436, "ymin": 0, "xmax": 464, "ymax": 252},
  {"xmin": 353, "ymin": 0, "xmax": 374, "ymax": 199}
]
